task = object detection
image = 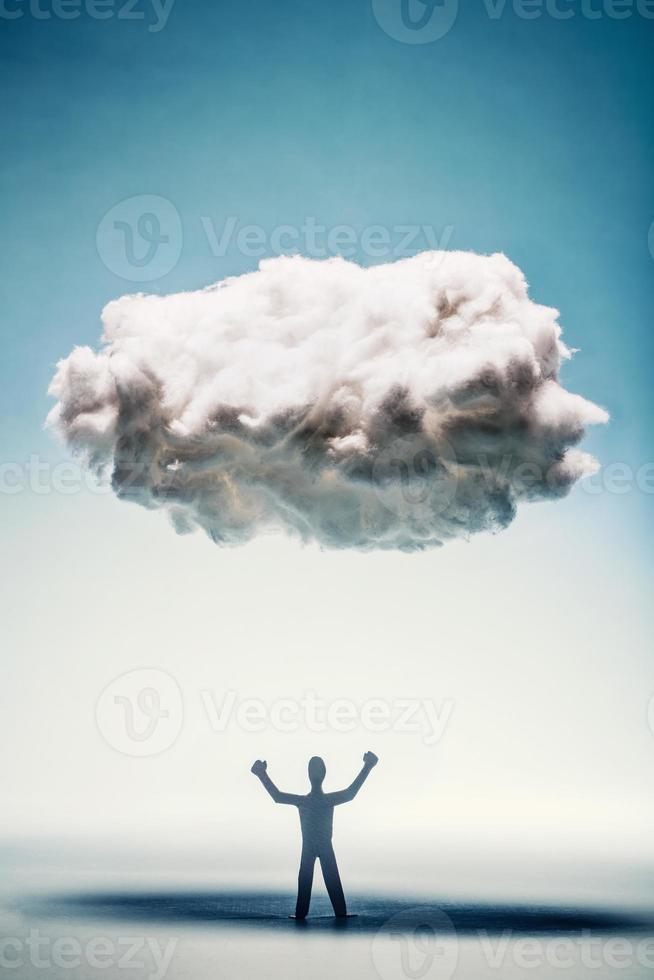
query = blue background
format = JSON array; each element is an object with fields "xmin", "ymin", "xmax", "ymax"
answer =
[{"xmin": 1, "ymin": 0, "xmax": 653, "ymax": 541}]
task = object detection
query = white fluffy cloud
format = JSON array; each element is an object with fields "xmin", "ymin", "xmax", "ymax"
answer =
[{"xmin": 47, "ymin": 251, "xmax": 608, "ymax": 550}]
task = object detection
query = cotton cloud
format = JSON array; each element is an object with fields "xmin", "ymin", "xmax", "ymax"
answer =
[{"xmin": 46, "ymin": 251, "xmax": 608, "ymax": 551}]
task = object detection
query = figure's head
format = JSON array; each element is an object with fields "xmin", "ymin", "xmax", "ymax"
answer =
[{"xmin": 308, "ymin": 756, "xmax": 326, "ymax": 788}]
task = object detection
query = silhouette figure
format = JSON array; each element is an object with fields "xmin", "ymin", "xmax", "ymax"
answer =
[{"xmin": 251, "ymin": 752, "xmax": 379, "ymax": 919}]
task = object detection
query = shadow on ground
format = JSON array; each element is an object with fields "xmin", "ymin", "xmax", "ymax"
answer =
[{"xmin": 19, "ymin": 892, "xmax": 654, "ymax": 934}]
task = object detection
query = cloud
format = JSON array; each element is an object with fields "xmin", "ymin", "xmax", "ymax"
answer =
[{"xmin": 46, "ymin": 251, "xmax": 608, "ymax": 551}]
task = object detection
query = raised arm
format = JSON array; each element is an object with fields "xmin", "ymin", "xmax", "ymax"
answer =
[
  {"xmin": 327, "ymin": 751, "xmax": 379, "ymax": 805},
  {"xmin": 251, "ymin": 760, "xmax": 303, "ymax": 805}
]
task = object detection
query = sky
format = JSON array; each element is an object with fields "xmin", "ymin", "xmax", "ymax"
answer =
[{"xmin": 1, "ymin": 0, "xmax": 653, "ymax": 899}]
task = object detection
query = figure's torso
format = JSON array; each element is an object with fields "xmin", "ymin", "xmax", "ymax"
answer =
[{"xmin": 298, "ymin": 792, "xmax": 334, "ymax": 850}]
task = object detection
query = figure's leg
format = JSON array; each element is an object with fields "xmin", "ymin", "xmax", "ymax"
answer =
[
  {"xmin": 295, "ymin": 848, "xmax": 316, "ymax": 919},
  {"xmin": 319, "ymin": 844, "xmax": 347, "ymax": 917}
]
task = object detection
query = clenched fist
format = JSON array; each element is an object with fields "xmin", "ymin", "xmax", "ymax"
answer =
[
  {"xmin": 363, "ymin": 751, "xmax": 379, "ymax": 768},
  {"xmin": 251, "ymin": 759, "xmax": 267, "ymax": 777}
]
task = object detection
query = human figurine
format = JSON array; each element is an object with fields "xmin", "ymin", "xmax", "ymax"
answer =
[{"xmin": 251, "ymin": 752, "xmax": 379, "ymax": 919}]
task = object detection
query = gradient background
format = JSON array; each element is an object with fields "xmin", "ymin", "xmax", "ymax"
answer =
[{"xmin": 1, "ymin": 0, "xmax": 653, "ymax": 905}]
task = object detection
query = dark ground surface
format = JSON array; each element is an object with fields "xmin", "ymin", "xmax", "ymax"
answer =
[{"xmin": 19, "ymin": 891, "xmax": 654, "ymax": 934}]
